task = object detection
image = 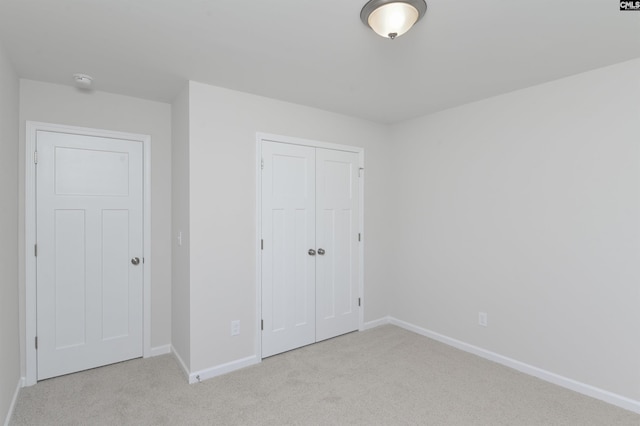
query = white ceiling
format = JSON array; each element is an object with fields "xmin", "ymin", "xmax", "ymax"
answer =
[{"xmin": 1, "ymin": 0, "xmax": 639, "ymax": 124}]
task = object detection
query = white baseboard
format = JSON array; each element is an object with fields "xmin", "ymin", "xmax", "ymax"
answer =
[
  {"xmin": 188, "ymin": 355, "xmax": 260, "ymax": 384},
  {"xmin": 170, "ymin": 346, "xmax": 261, "ymax": 385},
  {"xmin": 150, "ymin": 344, "xmax": 171, "ymax": 357},
  {"xmin": 3, "ymin": 378, "xmax": 22, "ymax": 426},
  {"xmin": 386, "ymin": 317, "xmax": 640, "ymax": 415},
  {"xmin": 362, "ymin": 316, "xmax": 390, "ymax": 330},
  {"xmin": 170, "ymin": 345, "xmax": 190, "ymax": 381}
]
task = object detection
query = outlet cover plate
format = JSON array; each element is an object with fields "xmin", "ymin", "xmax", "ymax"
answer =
[
  {"xmin": 478, "ymin": 312, "xmax": 488, "ymax": 327},
  {"xmin": 231, "ymin": 320, "xmax": 240, "ymax": 336}
]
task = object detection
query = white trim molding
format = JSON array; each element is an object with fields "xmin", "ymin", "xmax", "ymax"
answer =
[
  {"xmin": 383, "ymin": 317, "xmax": 640, "ymax": 415},
  {"xmin": 24, "ymin": 121, "xmax": 152, "ymax": 385},
  {"xmin": 257, "ymin": 132, "xmax": 366, "ymax": 154},
  {"xmin": 172, "ymin": 346, "xmax": 261, "ymax": 385},
  {"xmin": 150, "ymin": 345, "xmax": 171, "ymax": 357},
  {"xmin": 187, "ymin": 356, "xmax": 260, "ymax": 385},
  {"xmin": 171, "ymin": 346, "xmax": 190, "ymax": 382},
  {"xmin": 3, "ymin": 379, "xmax": 22, "ymax": 426},
  {"xmin": 362, "ymin": 316, "xmax": 391, "ymax": 330},
  {"xmin": 254, "ymin": 136, "xmax": 263, "ymax": 361}
]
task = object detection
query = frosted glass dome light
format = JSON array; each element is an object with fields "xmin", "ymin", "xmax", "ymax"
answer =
[{"xmin": 361, "ymin": 0, "xmax": 427, "ymax": 40}]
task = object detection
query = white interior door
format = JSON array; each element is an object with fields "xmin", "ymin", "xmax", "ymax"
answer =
[
  {"xmin": 315, "ymin": 148, "xmax": 360, "ymax": 341},
  {"xmin": 261, "ymin": 141, "xmax": 316, "ymax": 358},
  {"xmin": 36, "ymin": 130, "xmax": 144, "ymax": 380},
  {"xmin": 261, "ymin": 140, "xmax": 361, "ymax": 358}
]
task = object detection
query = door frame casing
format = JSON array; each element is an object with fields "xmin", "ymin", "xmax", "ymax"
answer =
[
  {"xmin": 255, "ymin": 132, "xmax": 365, "ymax": 361},
  {"xmin": 24, "ymin": 121, "xmax": 152, "ymax": 386}
]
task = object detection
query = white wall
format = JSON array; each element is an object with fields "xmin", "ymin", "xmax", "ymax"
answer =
[
  {"xmin": 18, "ymin": 80, "xmax": 173, "ymax": 369},
  {"xmin": 171, "ymin": 84, "xmax": 191, "ymax": 369},
  {"xmin": 0, "ymin": 42, "xmax": 20, "ymax": 425},
  {"xmin": 186, "ymin": 81, "xmax": 392, "ymax": 372},
  {"xmin": 389, "ymin": 59, "xmax": 640, "ymax": 400},
  {"xmin": 9, "ymin": 44, "xmax": 637, "ymax": 414}
]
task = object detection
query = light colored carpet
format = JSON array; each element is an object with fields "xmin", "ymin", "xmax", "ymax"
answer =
[{"xmin": 10, "ymin": 325, "xmax": 640, "ymax": 425}]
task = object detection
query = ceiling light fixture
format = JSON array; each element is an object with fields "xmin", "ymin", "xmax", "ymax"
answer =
[{"xmin": 360, "ymin": 0, "xmax": 427, "ymax": 40}]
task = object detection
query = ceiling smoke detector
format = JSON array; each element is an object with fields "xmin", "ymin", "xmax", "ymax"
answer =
[{"xmin": 73, "ymin": 73, "xmax": 93, "ymax": 88}]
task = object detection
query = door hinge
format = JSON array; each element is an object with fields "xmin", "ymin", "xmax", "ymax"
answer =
[
  {"xmin": 261, "ymin": 239, "xmax": 263, "ymax": 250},
  {"xmin": 143, "ymin": 257, "xmax": 145, "ymax": 264},
  {"xmin": 35, "ymin": 336, "xmax": 38, "ymax": 350},
  {"xmin": 33, "ymin": 151, "xmax": 38, "ymax": 164},
  {"xmin": 261, "ymin": 319, "xmax": 264, "ymax": 331},
  {"xmin": 261, "ymin": 158, "xmax": 264, "ymax": 170},
  {"xmin": 34, "ymin": 244, "xmax": 37, "ymax": 257},
  {"xmin": 358, "ymin": 298, "xmax": 361, "ymax": 307},
  {"xmin": 358, "ymin": 233, "xmax": 361, "ymax": 242},
  {"xmin": 358, "ymin": 167, "xmax": 364, "ymax": 177}
]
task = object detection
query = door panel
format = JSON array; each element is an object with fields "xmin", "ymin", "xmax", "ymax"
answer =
[
  {"xmin": 261, "ymin": 142, "xmax": 316, "ymax": 357},
  {"xmin": 102, "ymin": 209, "xmax": 132, "ymax": 340},
  {"xmin": 315, "ymin": 149, "xmax": 360, "ymax": 341},
  {"xmin": 37, "ymin": 131, "xmax": 143, "ymax": 380},
  {"xmin": 53, "ymin": 209, "xmax": 86, "ymax": 349}
]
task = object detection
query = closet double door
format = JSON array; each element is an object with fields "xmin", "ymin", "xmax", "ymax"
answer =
[{"xmin": 261, "ymin": 141, "xmax": 360, "ymax": 358}]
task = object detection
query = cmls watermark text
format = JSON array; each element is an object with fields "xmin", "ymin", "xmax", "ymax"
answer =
[{"xmin": 620, "ymin": 1, "xmax": 640, "ymax": 10}]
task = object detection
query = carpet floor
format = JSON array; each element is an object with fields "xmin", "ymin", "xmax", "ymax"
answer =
[{"xmin": 10, "ymin": 325, "xmax": 640, "ymax": 425}]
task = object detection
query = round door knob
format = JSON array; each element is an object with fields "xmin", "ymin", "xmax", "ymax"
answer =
[
  {"xmin": 131, "ymin": 257, "xmax": 140, "ymax": 265},
  {"xmin": 308, "ymin": 249, "xmax": 316, "ymax": 256},
  {"xmin": 317, "ymin": 248, "xmax": 325, "ymax": 255}
]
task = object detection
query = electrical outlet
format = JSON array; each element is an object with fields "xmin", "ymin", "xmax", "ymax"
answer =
[
  {"xmin": 231, "ymin": 320, "xmax": 240, "ymax": 336},
  {"xmin": 478, "ymin": 312, "xmax": 488, "ymax": 327}
]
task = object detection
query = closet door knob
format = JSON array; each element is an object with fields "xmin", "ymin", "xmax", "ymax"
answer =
[
  {"xmin": 308, "ymin": 249, "xmax": 316, "ymax": 256},
  {"xmin": 317, "ymin": 248, "xmax": 325, "ymax": 255}
]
